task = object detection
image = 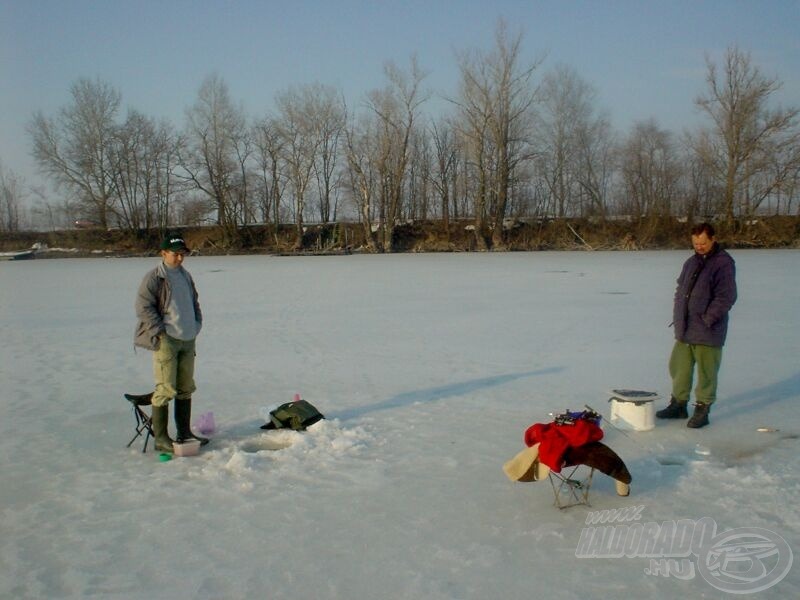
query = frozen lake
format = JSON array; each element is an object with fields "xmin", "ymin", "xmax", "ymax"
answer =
[{"xmin": 1, "ymin": 250, "xmax": 798, "ymax": 599}]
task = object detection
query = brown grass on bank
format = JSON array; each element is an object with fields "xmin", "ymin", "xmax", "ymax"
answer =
[{"xmin": 1, "ymin": 216, "xmax": 798, "ymax": 256}]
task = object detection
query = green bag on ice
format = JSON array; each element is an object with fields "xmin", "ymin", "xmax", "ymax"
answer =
[{"xmin": 261, "ymin": 399, "xmax": 325, "ymax": 431}]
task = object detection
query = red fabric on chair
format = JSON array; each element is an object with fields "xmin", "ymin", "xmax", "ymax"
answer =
[{"xmin": 523, "ymin": 419, "xmax": 604, "ymax": 473}]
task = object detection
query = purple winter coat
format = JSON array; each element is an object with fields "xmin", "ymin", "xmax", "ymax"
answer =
[{"xmin": 672, "ymin": 243, "xmax": 737, "ymax": 347}]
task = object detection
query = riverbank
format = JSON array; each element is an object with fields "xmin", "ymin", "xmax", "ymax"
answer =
[{"xmin": 1, "ymin": 216, "xmax": 798, "ymax": 257}]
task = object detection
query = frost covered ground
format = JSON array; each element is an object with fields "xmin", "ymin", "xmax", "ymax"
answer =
[{"xmin": 1, "ymin": 250, "xmax": 798, "ymax": 599}]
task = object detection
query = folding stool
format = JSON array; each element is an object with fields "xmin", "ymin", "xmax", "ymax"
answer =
[
  {"xmin": 548, "ymin": 465, "xmax": 595, "ymax": 509},
  {"xmin": 125, "ymin": 392, "xmax": 154, "ymax": 452}
]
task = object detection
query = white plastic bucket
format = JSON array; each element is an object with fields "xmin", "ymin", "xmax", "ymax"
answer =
[{"xmin": 609, "ymin": 393, "xmax": 657, "ymax": 431}]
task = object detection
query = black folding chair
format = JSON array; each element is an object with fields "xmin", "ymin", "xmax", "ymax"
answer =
[
  {"xmin": 548, "ymin": 440, "xmax": 633, "ymax": 508},
  {"xmin": 125, "ymin": 392, "xmax": 154, "ymax": 452},
  {"xmin": 548, "ymin": 465, "xmax": 595, "ymax": 509}
]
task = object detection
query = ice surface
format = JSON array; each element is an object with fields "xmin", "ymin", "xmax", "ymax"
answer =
[{"xmin": 1, "ymin": 250, "xmax": 798, "ymax": 598}]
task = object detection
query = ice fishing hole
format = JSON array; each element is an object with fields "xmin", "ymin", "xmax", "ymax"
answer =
[{"xmin": 239, "ymin": 438, "xmax": 293, "ymax": 453}]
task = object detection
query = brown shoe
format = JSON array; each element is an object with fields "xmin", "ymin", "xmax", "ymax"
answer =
[
  {"xmin": 656, "ymin": 396, "xmax": 689, "ymax": 419},
  {"xmin": 687, "ymin": 403, "xmax": 710, "ymax": 429}
]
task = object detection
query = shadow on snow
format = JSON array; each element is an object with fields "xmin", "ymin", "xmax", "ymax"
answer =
[{"xmin": 333, "ymin": 366, "xmax": 565, "ymax": 421}]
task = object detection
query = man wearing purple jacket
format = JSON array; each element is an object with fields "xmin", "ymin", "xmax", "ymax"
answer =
[{"xmin": 656, "ymin": 222, "xmax": 737, "ymax": 428}]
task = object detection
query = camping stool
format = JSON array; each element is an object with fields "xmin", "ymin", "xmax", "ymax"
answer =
[
  {"xmin": 548, "ymin": 465, "xmax": 595, "ymax": 509},
  {"xmin": 125, "ymin": 392, "xmax": 154, "ymax": 452}
]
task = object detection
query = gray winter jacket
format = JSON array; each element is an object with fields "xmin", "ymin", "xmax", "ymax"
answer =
[
  {"xmin": 672, "ymin": 243, "xmax": 737, "ymax": 347},
  {"xmin": 134, "ymin": 263, "xmax": 202, "ymax": 351}
]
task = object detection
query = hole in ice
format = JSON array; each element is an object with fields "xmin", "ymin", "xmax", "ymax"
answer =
[
  {"xmin": 239, "ymin": 437, "xmax": 294, "ymax": 453},
  {"xmin": 656, "ymin": 456, "xmax": 686, "ymax": 466}
]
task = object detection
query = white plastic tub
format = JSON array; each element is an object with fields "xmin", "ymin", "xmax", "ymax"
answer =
[{"xmin": 609, "ymin": 389, "xmax": 658, "ymax": 431}]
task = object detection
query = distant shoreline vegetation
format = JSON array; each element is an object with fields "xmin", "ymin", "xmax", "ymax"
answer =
[
  {"xmin": 1, "ymin": 216, "xmax": 798, "ymax": 257},
  {"xmin": 4, "ymin": 45, "xmax": 797, "ymax": 255}
]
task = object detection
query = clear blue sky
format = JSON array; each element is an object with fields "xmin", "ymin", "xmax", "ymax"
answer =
[{"xmin": 2, "ymin": 0, "xmax": 799, "ymax": 192}]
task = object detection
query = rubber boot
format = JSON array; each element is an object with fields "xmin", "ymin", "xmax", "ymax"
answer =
[
  {"xmin": 687, "ymin": 403, "xmax": 711, "ymax": 429},
  {"xmin": 174, "ymin": 398, "xmax": 209, "ymax": 445},
  {"xmin": 151, "ymin": 404, "xmax": 174, "ymax": 453},
  {"xmin": 656, "ymin": 396, "xmax": 689, "ymax": 419}
]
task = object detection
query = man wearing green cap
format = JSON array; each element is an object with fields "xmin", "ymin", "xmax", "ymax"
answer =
[{"xmin": 134, "ymin": 234, "xmax": 208, "ymax": 452}]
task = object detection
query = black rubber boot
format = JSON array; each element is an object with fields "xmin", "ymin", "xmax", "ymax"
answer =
[
  {"xmin": 656, "ymin": 396, "xmax": 689, "ymax": 419},
  {"xmin": 174, "ymin": 398, "xmax": 209, "ymax": 445},
  {"xmin": 687, "ymin": 403, "xmax": 711, "ymax": 429},
  {"xmin": 151, "ymin": 404, "xmax": 174, "ymax": 453}
]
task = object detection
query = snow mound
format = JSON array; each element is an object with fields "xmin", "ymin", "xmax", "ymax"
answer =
[{"xmin": 182, "ymin": 419, "xmax": 374, "ymax": 484}]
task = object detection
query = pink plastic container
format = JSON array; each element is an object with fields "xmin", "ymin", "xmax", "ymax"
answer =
[{"xmin": 172, "ymin": 439, "xmax": 201, "ymax": 457}]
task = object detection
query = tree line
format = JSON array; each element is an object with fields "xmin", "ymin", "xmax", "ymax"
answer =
[{"xmin": 4, "ymin": 23, "xmax": 799, "ymax": 251}]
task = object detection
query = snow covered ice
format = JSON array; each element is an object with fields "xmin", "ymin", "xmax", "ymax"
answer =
[{"xmin": 1, "ymin": 250, "xmax": 798, "ymax": 599}]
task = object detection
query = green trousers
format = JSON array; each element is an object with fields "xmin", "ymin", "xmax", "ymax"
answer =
[
  {"xmin": 152, "ymin": 334, "xmax": 196, "ymax": 407},
  {"xmin": 669, "ymin": 341, "xmax": 723, "ymax": 405}
]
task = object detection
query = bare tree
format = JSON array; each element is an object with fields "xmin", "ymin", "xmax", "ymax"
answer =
[
  {"xmin": 275, "ymin": 84, "xmax": 327, "ymax": 249},
  {"xmin": 28, "ymin": 78, "xmax": 121, "ymax": 227},
  {"xmin": 28, "ymin": 183, "xmax": 77, "ymax": 231},
  {"xmin": 619, "ymin": 119, "xmax": 681, "ymax": 219},
  {"xmin": 573, "ymin": 114, "xmax": 615, "ymax": 218},
  {"xmin": 455, "ymin": 20, "xmax": 542, "ymax": 248},
  {"xmin": 534, "ymin": 65, "xmax": 596, "ymax": 217},
  {"xmin": 406, "ymin": 128, "xmax": 432, "ymax": 220},
  {"xmin": 153, "ymin": 124, "xmax": 184, "ymax": 231},
  {"xmin": 175, "ymin": 193, "xmax": 213, "ymax": 227},
  {"xmin": 771, "ymin": 155, "xmax": 800, "ymax": 215},
  {"xmin": 454, "ymin": 67, "xmax": 492, "ymax": 249},
  {"xmin": 310, "ymin": 87, "xmax": 346, "ymax": 223},
  {"xmin": 109, "ymin": 110, "xmax": 149, "ymax": 230},
  {"xmin": 430, "ymin": 117, "xmax": 460, "ymax": 239},
  {"xmin": 0, "ymin": 160, "xmax": 25, "ymax": 232},
  {"xmin": 680, "ymin": 149, "xmax": 723, "ymax": 221},
  {"xmin": 108, "ymin": 111, "xmax": 180, "ymax": 231},
  {"xmin": 231, "ymin": 132, "xmax": 254, "ymax": 225},
  {"xmin": 692, "ymin": 45, "xmax": 800, "ymax": 222},
  {"xmin": 366, "ymin": 57, "xmax": 428, "ymax": 251},
  {"xmin": 343, "ymin": 113, "xmax": 381, "ymax": 252},
  {"xmin": 742, "ymin": 134, "xmax": 800, "ymax": 216},
  {"xmin": 252, "ymin": 117, "xmax": 287, "ymax": 228},
  {"xmin": 179, "ymin": 74, "xmax": 248, "ymax": 245}
]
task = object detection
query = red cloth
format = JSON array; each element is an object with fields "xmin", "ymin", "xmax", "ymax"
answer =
[{"xmin": 524, "ymin": 420, "xmax": 604, "ymax": 473}]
